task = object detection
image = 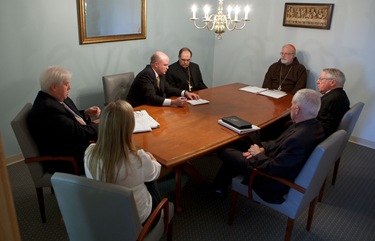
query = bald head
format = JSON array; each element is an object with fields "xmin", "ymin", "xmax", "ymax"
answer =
[{"xmin": 151, "ymin": 51, "xmax": 170, "ymax": 75}]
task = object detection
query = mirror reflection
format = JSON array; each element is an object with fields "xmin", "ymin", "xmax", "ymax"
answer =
[{"xmin": 78, "ymin": 0, "xmax": 146, "ymax": 44}]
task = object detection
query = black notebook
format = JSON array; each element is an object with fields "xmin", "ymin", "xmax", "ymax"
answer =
[{"xmin": 221, "ymin": 116, "xmax": 252, "ymax": 129}]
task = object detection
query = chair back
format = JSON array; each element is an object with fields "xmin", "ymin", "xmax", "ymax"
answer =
[
  {"xmin": 102, "ymin": 72, "xmax": 135, "ymax": 105},
  {"xmin": 336, "ymin": 102, "xmax": 364, "ymax": 156},
  {"xmin": 52, "ymin": 172, "xmax": 166, "ymax": 241},
  {"xmin": 287, "ymin": 129, "xmax": 347, "ymax": 215},
  {"xmin": 11, "ymin": 103, "xmax": 47, "ymax": 183}
]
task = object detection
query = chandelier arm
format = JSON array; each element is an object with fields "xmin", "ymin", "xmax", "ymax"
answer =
[{"xmin": 191, "ymin": 19, "xmax": 209, "ymax": 29}]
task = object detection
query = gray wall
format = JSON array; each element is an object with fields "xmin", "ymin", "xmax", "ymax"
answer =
[{"xmin": 1, "ymin": 0, "xmax": 374, "ymax": 159}]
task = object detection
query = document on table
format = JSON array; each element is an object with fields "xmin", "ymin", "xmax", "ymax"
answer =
[
  {"xmin": 187, "ymin": 99, "xmax": 210, "ymax": 105},
  {"xmin": 240, "ymin": 86, "xmax": 287, "ymax": 99},
  {"xmin": 134, "ymin": 110, "xmax": 160, "ymax": 133}
]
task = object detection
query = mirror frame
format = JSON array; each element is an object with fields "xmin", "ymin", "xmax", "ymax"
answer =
[{"xmin": 77, "ymin": 0, "xmax": 147, "ymax": 44}]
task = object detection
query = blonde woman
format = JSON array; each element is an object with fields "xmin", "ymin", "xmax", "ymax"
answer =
[{"xmin": 84, "ymin": 100, "xmax": 161, "ymax": 224}]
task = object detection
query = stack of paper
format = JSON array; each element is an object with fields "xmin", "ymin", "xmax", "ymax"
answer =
[
  {"xmin": 218, "ymin": 119, "xmax": 260, "ymax": 134},
  {"xmin": 240, "ymin": 86, "xmax": 287, "ymax": 99},
  {"xmin": 187, "ymin": 99, "xmax": 210, "ymax": 105},
  {"xmin": 134, "ymin": 110, "xmax": 160, "ymax": 133}
]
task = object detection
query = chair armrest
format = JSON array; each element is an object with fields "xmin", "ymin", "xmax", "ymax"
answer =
[
  {"xmin": 24, "ymin": 156, "xmax": 79, "ymax": 175},
  {"xmin": 247, "ymin": 168, "xmax": 305, "ymax": 200},
  {"xmin": 137, "ymin": 198, "xmax": 169, "ymax": 241}
]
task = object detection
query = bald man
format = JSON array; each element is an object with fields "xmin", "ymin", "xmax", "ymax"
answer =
[
  {"xmin": 262, "ymin": 44, "xmax": 307, "ymax": 94},
  {"xmin": 127, "ymin": 51, "xmax": 199, "ymax": 107}
]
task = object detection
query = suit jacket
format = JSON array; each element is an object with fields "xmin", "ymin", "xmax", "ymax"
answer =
[
  {"xmin": 262, "ymin": 57, "xmax": 307, "ymax": 94},
  {"xmin": 245, "ymin": 118, "xmax": 325, "ymax": 203},
  {"xmin": 317, "ymin": 88, "xmax": 350, "ymax": 137},
  {"xmin": 126, "ymin": 65, "xmax": 183, "ymax": 107},
  {"xmin": 28, "ymin": 91, "xmax": 98, "ymax": 173},
  {"xmin": 166, "ymin": 61, "xmax": 207, "ymax": 91}
]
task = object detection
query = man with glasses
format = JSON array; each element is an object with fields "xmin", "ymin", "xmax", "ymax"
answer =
[
  {"xmin": 316, "ymin": 68, "xmax": 350, "ymax": 137},
  {"xmin": 166, "ymin": 47, "xmax": 207, "ymax": 92},
  {"xmin": 262, "ymin": 44, "xmax": 307, "ymax": 94}
]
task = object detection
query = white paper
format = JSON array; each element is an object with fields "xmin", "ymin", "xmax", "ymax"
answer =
[
  {"xmin": 240, "ymin": 86, "xmax": 287, "ymax": 99},
  {"xmin": 133, "ymin": 110, "xmax": 160, "ymax": 133},
  {"xmin": 187, "ymin": 99, "xmax": 210, "ymax": 105}
]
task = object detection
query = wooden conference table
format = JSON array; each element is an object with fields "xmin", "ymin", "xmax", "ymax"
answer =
[{"xmin": 132, "ymin": 83, "xmax": 293, "ymax": 212}]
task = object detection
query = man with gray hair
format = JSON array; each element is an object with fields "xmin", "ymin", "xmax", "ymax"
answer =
[
  {"xmin": 316, "ymin": 68, "xmax": 350, "ymax": 137},
  {"xmin": 28, "ymin": 66, "xmax": 100, "ymax": 174},
  {"xmin": 212, "ymin": 89, "xmax": 325, "ymax": 203}
]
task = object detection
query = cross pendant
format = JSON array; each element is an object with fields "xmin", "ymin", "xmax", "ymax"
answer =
[{"xmin": 189, "ymin": 84, "xmax": 192, "ymax": 91}]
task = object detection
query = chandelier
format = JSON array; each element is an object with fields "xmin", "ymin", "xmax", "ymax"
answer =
[{"xmin": 190, "ymin": 0, "xmax": 251, "ymax": 39}]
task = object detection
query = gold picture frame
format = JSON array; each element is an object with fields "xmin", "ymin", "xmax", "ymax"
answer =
[{"xmin": 283, "ymin": 3, "xmax": 334, "ymax": 29}]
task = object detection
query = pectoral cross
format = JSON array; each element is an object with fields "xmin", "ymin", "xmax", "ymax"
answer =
[{"xmin": 188, "ymin": 83, "xmax": 192, "ymax": 91}]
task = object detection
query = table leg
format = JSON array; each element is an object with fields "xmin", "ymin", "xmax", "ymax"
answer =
[{"xmin": 174, "ymin": 166, "xmax": 183, "ymax": 213}]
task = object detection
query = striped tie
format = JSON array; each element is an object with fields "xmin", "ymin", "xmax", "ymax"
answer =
[{"xmin": 62, "ymin": 102, "xmax": 87, "ymax": 125}]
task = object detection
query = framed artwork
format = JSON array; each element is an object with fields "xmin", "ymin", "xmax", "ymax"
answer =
[{"xmin": 283, "ymin": 3, "xmax": 334, "ymax": 29}]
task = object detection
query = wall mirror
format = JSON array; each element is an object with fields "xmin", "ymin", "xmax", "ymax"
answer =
[{"xmin": 77, "ymin": 0, "xmax": 146, "ymax": 44}]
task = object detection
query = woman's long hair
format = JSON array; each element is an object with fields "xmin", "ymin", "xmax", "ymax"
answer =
[{"xmin": 86, "ymin": 100, "xmax": 140, "ymax": 183}]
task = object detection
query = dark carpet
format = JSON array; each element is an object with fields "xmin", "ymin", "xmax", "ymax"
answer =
[{"xmin": 8, "ymin": 142, "xmax": 375, "ymax": 241}]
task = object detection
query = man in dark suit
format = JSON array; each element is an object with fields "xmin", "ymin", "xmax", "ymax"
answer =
[
  {"xmin": 166, "ymin": 47, "xmax": 207, "ymax": 92},
  {"xmin": 28, "ymin": 66, "xmax": 100, "ymax": 174},
  {"xmin": 316, "ymin": 68, "xmax": 350, "ymax": 137},
  {"xmin": 213, "ymin": 89, "xmax": 325, "ymax": 203},
  {"xmin": 126, "ymin": 51, "xmax": 200, "ymax": 108}
]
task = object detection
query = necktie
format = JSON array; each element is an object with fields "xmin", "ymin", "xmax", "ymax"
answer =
[
  {"xmin": 156, "ymin": 76, "xmax": 160, "ymax": 89},
  {"xmin": 62, "ymin": 102, "xmax": 87, "ymax": 125}
]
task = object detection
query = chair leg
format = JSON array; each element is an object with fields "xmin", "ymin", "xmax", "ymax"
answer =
[
  {"xmin": 227, "ymin": 191, "xmax": 239, "ymax": 225},
  {"xmin": 36, "ymin": 187, "xmax": 46, "ymax": 223},
  {"xmin": 332, "ymin": 158, "xmax": 341, "ymax": 185},
  {"xmin": 284, "ymin": 217, "xmax": 294, "ymax": 241},
  {"xmin": 318, "ymin": 179, "xmax": 326, "ymax": 202},
  {"xmin": 167, "ymin": 219, "xmax": 173, "ymax": 241},
  {"xmin": 306, "ymin": 197, "xmax": 318, "ymax": 231}
]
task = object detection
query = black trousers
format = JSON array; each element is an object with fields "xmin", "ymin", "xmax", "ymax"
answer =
[{"xmin": 142, "ymin": 181, "xmax": 162, "ymax": 228}]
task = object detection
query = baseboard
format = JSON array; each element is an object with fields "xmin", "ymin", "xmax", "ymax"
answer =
[
  {"xmin": 349, "ymin": 136, "xmax": 375, "ymax": 149},
  {"xmin": 6, "ymin": 154, "xmax": 24, "ymax": 166}
]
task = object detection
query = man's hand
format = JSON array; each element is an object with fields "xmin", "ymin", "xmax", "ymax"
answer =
[
  {"xmin": 171, "ymin": 97, "xmax": 187, "ymax": 107},
  {"xmin": 85, "ymin": 106, "xmax": 101, "ymax": 118},
  {"xmin": 243, "ymin": 144, "xmax": 265, "ymax": 159},
  {"xmin": 185, "ymin": 91, "xmax": 200, "ymax": 100}
]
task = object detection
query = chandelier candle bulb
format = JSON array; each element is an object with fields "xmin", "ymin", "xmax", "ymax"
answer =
[
  {"xmin": 192, "ymin": 5, "xmax": 197, "ymax": 19},
  {"xmin": 234, "ymin": 6, "xmax": 239, "ymax": 21},
  {"xmin": 227, "ymin": 6, "xmax": 232, "ymax": 19},
  {"xmin": 204, "ymin": 5, "xmax": 210, "ymax": 19},
  {"xmin": 244, "ymin": 6, "xmax": 250, "ymax": 20}
]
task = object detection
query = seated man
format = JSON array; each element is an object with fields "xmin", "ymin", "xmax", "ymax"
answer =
[
  {"xmin": 28, "ymin": 66, "xmax": 100, "ymax": 174},
  {"xmin": 316, "ymin": 68, "xmax": 350, "ymax": 137},
  {"xmin": 213, "ymin": 89, "xmax": 325, "ymax": 203},
  {"xmin": 166, "ymin": 47, "xmax": 207, "ymax": 91},
  {"xmin": 126, "ymin": 51, "xmax": 199, "ymax": 108},
  {"xmin": 262, "ymin": 44, "xmax": 307, "ymax": 94}
]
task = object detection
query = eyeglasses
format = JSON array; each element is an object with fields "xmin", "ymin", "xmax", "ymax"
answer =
[
  {"xmin": 280, "ymin": 52, "xmax": 294, "ymax": 56},
  {"xmin": 316, "ymin": 77, "xmax": 334, "ymax": 83},
  {"xmin": 180, "ymin": 58, "xmax": 191, "ymax": 62}
]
